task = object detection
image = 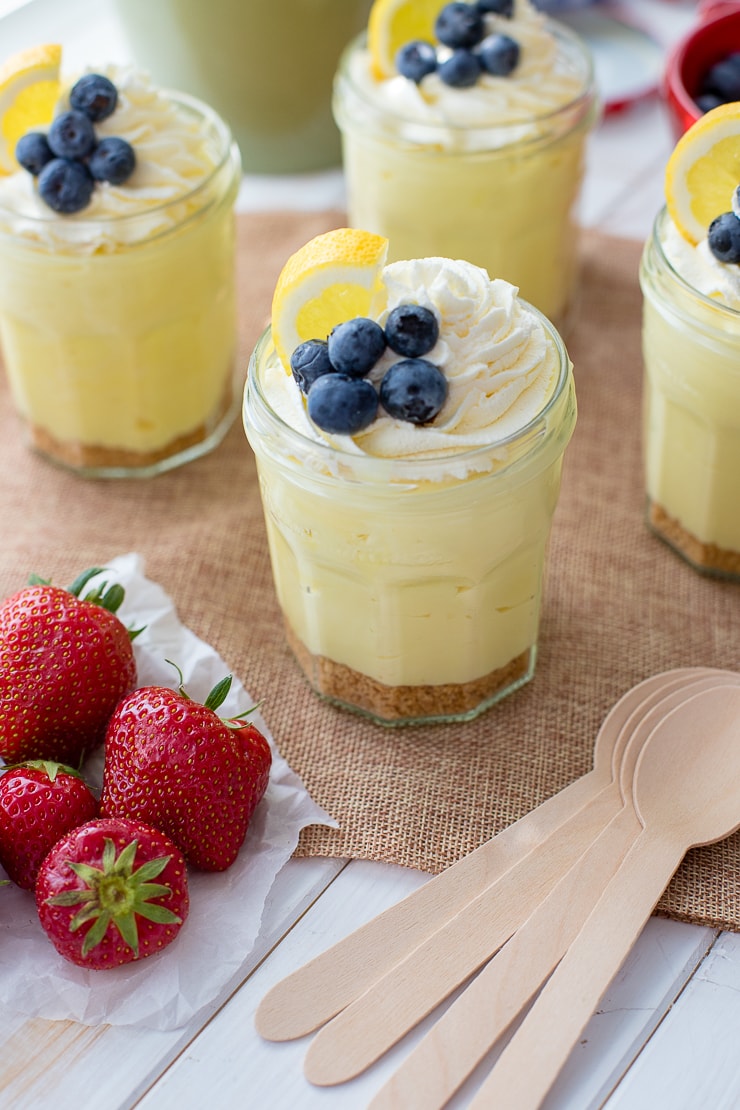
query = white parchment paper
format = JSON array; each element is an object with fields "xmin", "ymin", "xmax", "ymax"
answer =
[{"xmin": 0, "ymin": 553, "xmax": 336, "ymax": 1030}]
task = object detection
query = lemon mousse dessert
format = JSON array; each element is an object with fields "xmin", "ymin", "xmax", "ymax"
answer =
[
  {"xmin": 333, "ymin": 0, "xmax": 598, "ymax": 329},
  {"xmin": 243, "ymin": 228, "xmax": 577, "ymax": 725},
  {"xmin": 0, "ymin": 46, "xmax": 240, "ymax": 477},
  {"xmin": 640, "ymin": 103, "xmax": 740, "ymax": 579}
]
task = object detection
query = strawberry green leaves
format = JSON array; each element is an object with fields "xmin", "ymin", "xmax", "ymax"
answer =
[
  {"xmin": 37, "ymin": 818, "xmax": 189, "ymax": 968},
  {"xmin": 48, "ymin": 837, "xmax": 181, "ymax": 957}
]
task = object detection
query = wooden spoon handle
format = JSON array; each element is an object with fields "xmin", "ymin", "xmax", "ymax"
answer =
[
  {"xmin": 303, "ymin": 784, "xmax": 621, "ymax": 1086},
  {"xmin": 367, "ymin": 804, "xmax": 641, "ymax": 1110},
  {"xmin": 256, "ymin": 767, "xmax": 602, "ymax": 1040},
  {"xmin": 256, "ymin": 671, "xmax": 717, "ymax": 1043},
  {"xmin": 467, "ymin": 832, "xmax": 682, "ymax": 1110}
]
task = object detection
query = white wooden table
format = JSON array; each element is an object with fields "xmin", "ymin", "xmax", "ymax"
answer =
[{"xmin": 2, "ymin": 1, "xmax": 739, "ymax": 1107}]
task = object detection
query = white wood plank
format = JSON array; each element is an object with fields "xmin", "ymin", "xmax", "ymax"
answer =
[
  {"xmin": 135, "ymin": 859, "xmax": 431, "ymax": 1109},
  {"xmin": 605, "ymin": 929, "xmax": 740, "ymax": 1110},
  {"xmin": 545, "ymin": 918, "xmax": 717, "ymax": 1110},
  {"xmin": 135, "ymin": 862, "xmax": 717, "ymax": 1110},
  {"xmin": 401, "ymin": 918, "xmax": 717, "ymax": 1110},
  {"xmin": 0, "ymin": 857, "xmax": 344, "ymax": 1110},
  {"xmin": 580, "ymin": 99, "xmax": 675, "ymax": 237}
]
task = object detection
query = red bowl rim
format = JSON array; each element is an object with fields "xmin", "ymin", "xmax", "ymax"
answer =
[{"xmin": 664, "ymin": 6, "xmax": 740, "ymax": 126}]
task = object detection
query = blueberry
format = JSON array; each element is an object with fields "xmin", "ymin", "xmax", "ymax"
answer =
[
  {"xmin": 70, "ymin": 73, "xmax": 118, "ymax": 122},
  {"xmin": 695, "ymin": 92, "xmax": 724, "ymax": 114},
  {"xmin": 703, "ymin": 56, "xmax": 740, "ymax": 103},
  {"xmin": 88, "ymin": 136, "xmax": 136, "ymax": 184},
  {"xmin": 37, "ymin": 158, "xmax": 94, "ymax": 214},
  {"xmin": 438, "ymin": 49, "xmax": 481, "ymax": 88},
  {"xmin": 434, "ymin": 3, "xmax": 485, "ymax": 49},
  {"xmin": 479, "ymin": 33, "xmax": 520, "ymax": 77},
  {"xmin": 15, "ymin": 132, "xmax": 54, "ymax": 176},
  {"xmin": 47, "ymin": 110, "xmax": 96, "ymax": 160},
  {"xmin": 476, "ymin": 0, "xmax": 514, "ymax": 16},
  {"xmin": 707, "ymin": 212, "xmax": 740, "ymax": 264},
  {"xmin": 290, "ymin": 339, "xmax": 335, "ymax": 393},
  {"xmin": 396, "ymin": 40, "xmax": 438, "ymax": 83},
  {"xmin": 379, "ymin": 359, "xmax": 448, "ymax": 425},
  {"xmin": 307, "ymin": 373, "xmax": 378, "ymax": 435},
  {"xmin": 733, "ymin": 185, "xmax": 740, "ymax": 219},
  {"xmin": 327, "ymin": 317, "xmax": 386, "ymax": 377},
  {"xmin": 385, "ymin": 304, "xmax": 439, "ymax": 358}
]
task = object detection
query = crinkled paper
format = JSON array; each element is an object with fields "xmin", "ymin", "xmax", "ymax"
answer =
[{"xmin": 0, "ymin": 553, "xmax": 335, "ymax": 1030}]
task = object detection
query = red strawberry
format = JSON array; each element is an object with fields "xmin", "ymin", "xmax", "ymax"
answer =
[
  {"xmin": 0, "ymin": 568, "xmax": 137, "ymax": 765},
  {"xmin": 36, "ymin": 816, "xmax": 188, "ymax": 969},
  {"xmin": 0, "ymin": 761, "xmax": 98, "ymax": 889},
  {"xmin": 100, "ymin": 670, "xmax": 271, "ymax": 871}
]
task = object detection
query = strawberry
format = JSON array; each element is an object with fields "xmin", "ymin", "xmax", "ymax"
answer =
[
  {"xmin": 0, "ymin": 568, "xmax": 137, "ymax": 765},
  {"xmin": 100, "ymin": 669, "xmax": 271, "ymax": 871},
  {"xmin": 36, "ymin": 816, "xmax": 188, "ymax": 969},
  {"xmin": 0, "ymin": 761, "xmax": 98, "ymax": 889}
]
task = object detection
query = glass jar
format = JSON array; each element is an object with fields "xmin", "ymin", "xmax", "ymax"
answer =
[
  {"xmin": 114, "ymin": 0, "xmax": 372, "ymax": 174},
  {"xmin": 243, "ymin": 314, "xmax": 576, "ymax": 726},
  {"xmin": 333, "ymin": 24, "xmax": 598, "ymax": 332},
  {"xmin": 640, "ymin": 206, "xmax": 740, "ymax": 580},
  {"xmin": 0, "ymin": 93, "xmax": 241, "ymax": 479}
]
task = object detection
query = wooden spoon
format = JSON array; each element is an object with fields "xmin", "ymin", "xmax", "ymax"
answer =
[
  {"xmin": 366, "ymin": 672, "xmax": 740, "ymax": 1110},
  {"xmin": 467, "ymin": 682, "xmax": 740, "ymax": 1110},
  {"xmin": 257, "ymin": 668, "xmax": 710, "ymax": 1042},
  {"xmin": 303, "ymin": 671, "xmax": 737, "ymax": 1086}
]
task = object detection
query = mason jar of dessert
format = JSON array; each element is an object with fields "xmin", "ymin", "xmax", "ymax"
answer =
[
  {"xmin": 0, "ymin": 60, "xmax": 241, "ymax": 478},
  {"xmin": 243, "ymin": 228, "xmax": 577, "ymax": 725},
  {"xmin": 333, "ymin": 0, "xmax": 599, "ymax": 332},
  {"xmin": 114, "ymin": 0, "xmax": 372, "ymax": 173},
  {"xmin": 639, "ymin": 102, "xmax": 740, "ymax": 580},
  {"xmin": 640, "ymin": 207, "xmax": 740, "ymax": 580}
]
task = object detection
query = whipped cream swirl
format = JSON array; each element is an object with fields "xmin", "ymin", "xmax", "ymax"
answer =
[
  {"xmin": 0, "ymin": 66, "xmax": 228, "ymax": 252},
  {"xmin": 660, "ymin": 214, "xmax": 740, "ymax": 312},
  {"xmin": 262, "ymin": 257, "xmax": 562, "ymax": 478}
]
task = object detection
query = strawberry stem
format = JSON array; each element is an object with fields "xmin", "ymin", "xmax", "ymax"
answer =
[
  {"xmin": 166, "ymin": 659, "xmax": 187, "ymax": 697},
  {"xmin": 165, "ymin": 661, "xmax": 257, "ymax": 726}
]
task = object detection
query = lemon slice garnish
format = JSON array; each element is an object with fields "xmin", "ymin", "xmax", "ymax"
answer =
[
  {"xmin": 665, "ymin": 102, "xmax": 740, "ymax": 245},
  {"xmin": 271, "ymin": 228, "xmax": 389, "ymax": 372},
  {"xmin": 367, "ymin": 0, "xmax": 444, "ymax": 80},
  {"xmin": 0, "ymin": 43, "xmax": 62, "ymax": 174}
]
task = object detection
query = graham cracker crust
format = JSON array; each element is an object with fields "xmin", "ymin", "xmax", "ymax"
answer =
[
  {"xmin": 649, "ymin": 501, "xmax": 740, "ymax": 580},
  {"xmin": 28, "ymin": 383, "xmax": 233, "ymax": 473},
  {"xmin": 284, "ymin": 620, "xmax": 532, "ymax": 724}
]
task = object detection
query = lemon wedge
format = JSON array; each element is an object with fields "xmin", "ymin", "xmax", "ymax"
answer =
[
  {"xmin": 665, "ymin": 102, "xmax": 740, "ymax": 246},
  {"xmin": 271, "ymin": 228, "xmax": 389, "ymax": 372},
  {"xmin": 0, "ymin": 43, "xmax": 62, "ymax": 174},
  {"xmin": 367, "ymin": 0, "xmax": 443, "ymax": 80}
]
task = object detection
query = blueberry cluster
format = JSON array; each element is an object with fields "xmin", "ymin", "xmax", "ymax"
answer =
[
  {"xmin": 290, "ymin": 304, "xmax": 448, "ymax": 436},
  {"xmin": 396, "ymin": 1, "xmax": 520, "ymax": 89},
  {"xmin": 15, "ymin": 74, "xmax": 136, "ymax": 215},
  {"xmin": 695, "ymin": 52, "xmax": 740, "ymax": 116},
  {"xmin": 707, "ymin": 185, "xmax": 740, "ymax": 265}
]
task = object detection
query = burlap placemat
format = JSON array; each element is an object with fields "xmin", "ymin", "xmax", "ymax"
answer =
[{"xmin": 1, "ymin": 212, "xmax": 738, "ymax": 931}]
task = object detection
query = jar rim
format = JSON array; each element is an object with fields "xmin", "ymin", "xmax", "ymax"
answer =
[
  {"xmin": 650, "ymin": 205, "xmax": 740, "ymax": 320},
  {"xmin": 244, "ymin": 305, "xmax": 575, "ymax": 483},
  {"xmin": 334, "ymin": 21, "xmax": 597, "ymax": 143}
]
